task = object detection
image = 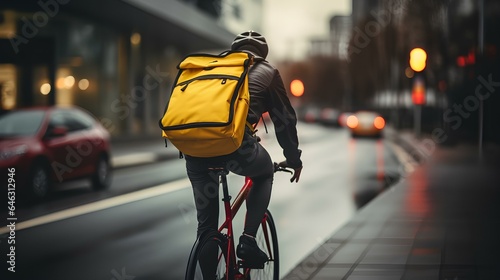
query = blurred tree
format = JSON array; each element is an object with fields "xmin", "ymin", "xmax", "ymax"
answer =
[
  {"xmin": 279, "ymin": 57, "xmax": 347, "ymax": 109},
  {"xmin": 346, "ymin": 0, "xmax": 450, "ymax": 120}
]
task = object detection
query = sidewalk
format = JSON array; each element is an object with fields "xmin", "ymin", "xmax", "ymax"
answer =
[
  {"xmin": 109, "ymin": 137, "xmax": 179, "ymax": 169},
  {"xmin": 283, "ymin": 134, "xmax": 500, "ymax": 279}
]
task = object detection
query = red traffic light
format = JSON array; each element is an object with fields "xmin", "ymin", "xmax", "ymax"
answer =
[
  {"xmin": 456, "ymin": 50, "xmax": 476, "ymax": 67},
  {"xmin": 412, "ymin": 77, "xmax": 426, "ymax": 105}
]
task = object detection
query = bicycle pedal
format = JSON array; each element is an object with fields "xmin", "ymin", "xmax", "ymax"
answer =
[{"xmin": 238, "ymin": 259, "xmax": 265, "ymax": 269}]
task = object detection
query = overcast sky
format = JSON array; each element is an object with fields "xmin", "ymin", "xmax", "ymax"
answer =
[{"xmin": 262, "ymin": 0, "xmax": 351, "ymax": 61}]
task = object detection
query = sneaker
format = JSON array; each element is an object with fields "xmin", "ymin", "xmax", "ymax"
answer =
[{"xmin": 236, "ymin": 234, "xmax": 268, "ymax": 268}]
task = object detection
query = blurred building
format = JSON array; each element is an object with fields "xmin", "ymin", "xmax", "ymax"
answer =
[
  {"xmin": 310, "ymin": 15, "xmax": 351, "ymax": 59},
  {"xmin": 218, "ymin": 0, "xmax": 263, "ymax": 34},
  {"xmin": 351, "ymin": 0, "xmax": 379, "ymax": 27},
  {"xmin": 0, "ymin": 0, "xmax": 256, "ymax": 137}
]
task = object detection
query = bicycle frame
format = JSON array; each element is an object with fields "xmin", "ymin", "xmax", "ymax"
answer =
[
  {"xmin": 217, "ymin": 174, "xmax": 274, "ymax": 278},
  {"xmin": 217, "ymin": 174, "xmax": 252, "ymax": 277},
  {"xmin": 187, "ymin": 163, "xmax": 289, "ymax": 279}
]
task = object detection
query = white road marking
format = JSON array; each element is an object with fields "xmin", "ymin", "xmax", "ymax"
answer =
[{"xmin": 0, "ymin": 178, "xmax": 190, "ymax": 234}]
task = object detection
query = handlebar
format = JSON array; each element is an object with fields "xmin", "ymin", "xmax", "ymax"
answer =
[{"xmin": 273, "ymin": 162, "xmax": 293, "ymax": 174}]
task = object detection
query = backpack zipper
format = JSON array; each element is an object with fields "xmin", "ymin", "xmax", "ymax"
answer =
[{"xmin": 178, "ymin": 75, "xmax": 238, "ymax": 91}]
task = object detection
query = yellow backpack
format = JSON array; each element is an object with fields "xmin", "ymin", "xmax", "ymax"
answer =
[{"xmin": 159, "ymin": 51, "xmax": 253, "ymax": 157}]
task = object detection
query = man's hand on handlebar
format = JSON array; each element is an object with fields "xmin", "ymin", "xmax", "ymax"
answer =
[{"xmin": 276, "ymin": 161, "xmax": 303, "ymax": 183}]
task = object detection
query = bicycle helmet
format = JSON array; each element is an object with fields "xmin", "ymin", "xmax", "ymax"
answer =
[{"xmin": 231, "ymin": 30, "xmax": 268, "ymax": 59}]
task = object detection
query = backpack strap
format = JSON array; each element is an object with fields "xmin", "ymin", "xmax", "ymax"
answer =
[
  {"xmin": 260, "ymin": 115, "xmax": 269, "ymax": 134},
  {"xmin": 246, "ymin": 121, "xmax": 255, "ymax": 133}
]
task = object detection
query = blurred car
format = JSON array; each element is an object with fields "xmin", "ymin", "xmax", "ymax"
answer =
[
  {"xmin": 346, "ymin": 111, "xmax": 385, "ymax": 138},
  {"xmin": 319, "ymin": 107, "xmax": 341, "ymax": 127},
  {"xmin": 338, "ymin": 111, "xmax": 353, "ymax": 127},
  {"xmin": 302, "ymin": 106, "xmax": 322, "ymax": 123},
  {"xmin": 0, "ymin": 106, "xmax": 112, "ymax": 199}
]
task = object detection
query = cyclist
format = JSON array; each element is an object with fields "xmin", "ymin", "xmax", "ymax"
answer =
[{"xmin": 185, "ymin": 30, "xmax": 303, "ymax": 269}]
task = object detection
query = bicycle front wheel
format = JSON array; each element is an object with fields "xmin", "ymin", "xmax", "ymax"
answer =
[
  {"xmin": 248, "ymin": 210, "xmax": 280, "ymax": 279},
  {"xmin": 185, "ymin": 230, "xmax": 232, "ymax": 280}
]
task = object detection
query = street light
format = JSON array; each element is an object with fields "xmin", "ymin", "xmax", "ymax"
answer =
[
  {"xmin": 290, "ymin": 79, "xmax": 304, "ymax": 97},
  {"xmin": 408, "ymin": 48, "xmax": 427, "ymax": 106},
  {"xmin": 409, "ymin": 47, "xmax": 427, "ymax": 138},
  {"xmin": 409, "ymin": 48, "xmax": 427, "ymax": 72}
]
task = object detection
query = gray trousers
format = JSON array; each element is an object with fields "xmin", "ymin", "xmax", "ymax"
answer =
[{"xmin": 185, "ymin": 133, "xmax": 274, "ymax": 238}]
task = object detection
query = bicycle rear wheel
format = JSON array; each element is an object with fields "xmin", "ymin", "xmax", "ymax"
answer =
[
  {"xmin": 185, "ymin": 230, "xmax": 232, "ymax": 280},
  {"xmin": 248, "ymin": 210, "xmax": 279, "ymax": 279}
]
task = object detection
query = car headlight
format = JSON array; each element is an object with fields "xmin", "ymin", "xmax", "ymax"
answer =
[{"xmin": 0, "ymin": 145, "xmax": 28, "ymax": 161}]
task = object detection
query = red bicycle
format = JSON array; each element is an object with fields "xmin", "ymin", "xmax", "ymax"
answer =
[{"xmin": 185, "ymin": 163, "xmax": 293, "ymax": 280}]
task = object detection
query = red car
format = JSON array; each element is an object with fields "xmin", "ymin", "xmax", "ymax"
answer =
[{"xmin": 0, "ymin": 106, "xmax": 112, "ymax": 199}]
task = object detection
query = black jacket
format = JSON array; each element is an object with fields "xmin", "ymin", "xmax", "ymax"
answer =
[{"xmin": 246, "ymin": 56, "xmax": 302, "ymax": 168}]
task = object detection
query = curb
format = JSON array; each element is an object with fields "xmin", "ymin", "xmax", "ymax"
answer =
[
  {"xmin": 111, "ymin": 152, "xmax": 159, "ymax": 169},
  {"xmin": 384, "ymin": 126, "xmax": 424, "ymax": 164}
]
